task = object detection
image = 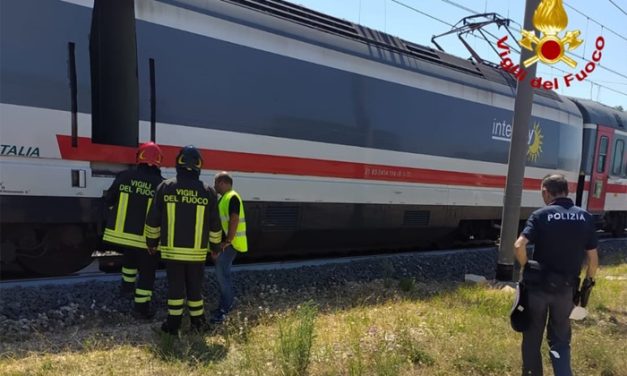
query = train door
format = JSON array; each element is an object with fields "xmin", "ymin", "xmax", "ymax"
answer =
[{"xmin": 587, "ymin": 126, "xmax": 614, "ymax": 213}]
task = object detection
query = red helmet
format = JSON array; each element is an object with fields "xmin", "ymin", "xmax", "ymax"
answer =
[{"xmin": 136, "ymin": 142, "xmax": 163, "ymax": 167}]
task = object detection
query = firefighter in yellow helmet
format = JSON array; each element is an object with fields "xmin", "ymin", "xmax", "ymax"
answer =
[
  {"xmin": 210, "ymin": 171, "xmax": 248, "ymax": 324},
  {"xmin": 102, "ymin": 142, "xmax": 164, "ymax": 319},
  {"xmin": 145, "ymin": 146, "xmax": 221, "ymax": 335}
]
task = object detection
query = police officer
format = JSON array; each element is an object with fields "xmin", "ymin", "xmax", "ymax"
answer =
[
  {"xmin": 210, "ymin": 171, "xmax": 248, "ymax": 324},
  {"xmin": 514, "ymin": 174, "xmax": 598, "ymax": 376},
  {"xmin": 145, "ymin": 146, "xmax": 222, "ymax": 335},
  {"xmin": 103, "ymin": 142, "xmax": 164, "ymax": 319}
]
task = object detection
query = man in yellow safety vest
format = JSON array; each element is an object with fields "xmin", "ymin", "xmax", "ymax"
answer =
[{"xmin": 210, "ymin": 171, "xmax": 248, "ymax": 324}]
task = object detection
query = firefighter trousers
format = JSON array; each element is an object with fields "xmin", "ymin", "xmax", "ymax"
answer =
[
  {"xmin": 165, "ymin": 261, "xmax": 205, "ymax": 329},
  {"xmin": 134, "ymin": 250, "xmax": 160, "ymax": 306}
]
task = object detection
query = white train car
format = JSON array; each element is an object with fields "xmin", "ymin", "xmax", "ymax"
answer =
[{"xmin": 1, "ymin": 0, "xmax": 624, "ymax": 275}]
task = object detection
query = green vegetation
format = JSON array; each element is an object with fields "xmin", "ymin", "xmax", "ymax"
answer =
[
  {"xmin": 1, "ymin": 263, "xmax": 625, "ymax": 376},
  {"xmin": 276, "ymin": 301, "xmax": 318, "ymax": 376}
]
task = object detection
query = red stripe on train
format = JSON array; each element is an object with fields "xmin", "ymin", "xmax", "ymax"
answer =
[
  {"xmin": 58, "ymin": 135, "xmax": 609, "ymax": 192},
  {"xmin": 606, "ymin": 184, "xmax": 627, "ymax": 194}
]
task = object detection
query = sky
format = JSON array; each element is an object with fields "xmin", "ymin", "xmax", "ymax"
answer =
[{"xmin": 291, "ymin": 0, "xmax": 627, "ymax": 109}]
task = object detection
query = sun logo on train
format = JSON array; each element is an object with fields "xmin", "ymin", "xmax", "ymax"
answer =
[{"xmin": 527, "ymin": 122, "xmax": 543, "ymax": 162}]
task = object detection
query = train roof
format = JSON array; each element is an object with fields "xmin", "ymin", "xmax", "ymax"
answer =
[
  {"xmin": 167, "ymin": 0, "xmax": 570, "ymax": 108},
  {"xmin": 568, "ymin": 98, "xmax": 627, "ymax": 130},
  {"xmin": 218, "ymin": 0, "xmax": 525, "ymax": 84}
]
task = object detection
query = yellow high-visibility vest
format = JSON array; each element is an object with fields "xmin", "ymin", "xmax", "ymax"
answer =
[{"xmin": 218, "ymin": 190, "xmax": 248, "ymax": 252}]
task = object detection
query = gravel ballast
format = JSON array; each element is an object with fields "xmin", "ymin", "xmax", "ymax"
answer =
[{"xmin": 1, "ymin": 239, "xmax": 625, "ymax": 341}]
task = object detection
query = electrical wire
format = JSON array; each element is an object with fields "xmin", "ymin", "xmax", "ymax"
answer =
[
  {"xmin": 439, "ymin": 0, "xmax": 523, "ymax": 28},
  {"xmin": 433, "ymin": 0, "xmax": 627, "ymax": 89},
  {"xmin": 480, "ymin": 31, "xmax": 627, "ymax": 98},
  {"xmin": 608, "ymin": 0, "xmax": 627, "ymax": 16},
  {"xmin": 538, "ymin": 69, "xmax": 627, "ymax": 97},
  {"xmin": 394, "ymin": 0, "xmax": 627, "ymax": 99},
  {"xmin": 391, "ymin": 0, "xmax": 453, "ymax": 27},
  {"xmin": 441, "ymin": 0, "xmax": 627, "ymax": 44},
  {"xmin": 563, "ymin": 2, "xmax": 627, "ymax": 44}
]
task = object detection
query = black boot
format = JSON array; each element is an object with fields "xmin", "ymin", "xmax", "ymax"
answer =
[
  {"xmin": 190, "ymin": 316, "xmax": 210, "ymax": 334},
  {"xmin": 132, "ymin": 302, "xmax": 155, "ymax": 320},
  {"xmin": 160, "ymin": 315, "xmax": 181, "ymax": 336}
]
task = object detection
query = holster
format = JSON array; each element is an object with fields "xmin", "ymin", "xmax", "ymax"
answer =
[
  {"xmin": 523, "ymin": 260, "xmax": 575, "ymax": 294},
  {"xmin": 573, "ymin": 277, "xmax": 582, "ymax": 305},
  {"xmin": 579, "ymin": 277, "xmax": 595, "ymax": 307},
  {"xmin": 522, "ymin": 260, "xmax": 543, "ymax": 286}
]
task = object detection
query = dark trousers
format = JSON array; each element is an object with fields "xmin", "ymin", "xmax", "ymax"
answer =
[
  {"xmin": 134, "ymin": 250, "xmax": 160, "ymax": 305},
  {"xmin": 121, "ymin": 247, "xmax": 139, "ymax": 286},
  {"xmin": 522, "ymin": 287, "xmax": 573, "ymax": 376},
  {"xmin": 165, "ymin": 261, "xmax": 205, "ymax": 327}
]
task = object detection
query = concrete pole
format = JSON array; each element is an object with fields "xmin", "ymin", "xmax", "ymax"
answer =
[{"xmin": 495, "ymin": 0, "xmax": 540, "ymax": 281}]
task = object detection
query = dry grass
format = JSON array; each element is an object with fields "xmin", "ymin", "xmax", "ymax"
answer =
[{"xmin": 1, "ymin": 263, "xmax": 626, "ymax": 376}]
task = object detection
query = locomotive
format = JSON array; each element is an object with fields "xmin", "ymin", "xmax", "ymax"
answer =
[{"xmin": 1, "ymin": 0, "xmax": 625, "ymax": 276}]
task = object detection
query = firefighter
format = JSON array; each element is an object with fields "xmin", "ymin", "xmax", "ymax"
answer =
[
  {"xmin": 211, "ymin": 171, "xmax": 248, "ymax": 324},
  {"xmin": 102, "ymin": 141, "xmax": 164, "ymax": 319},
  {"xmin": 514, "ymin": 174, "xmax": 598, "ymax": 376},
  {"xmin": 145, "ymin": 145, "xmax": 222, "ymax": 335}
]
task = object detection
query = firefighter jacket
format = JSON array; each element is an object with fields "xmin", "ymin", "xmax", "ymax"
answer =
[
  {"xmin": 103, "ymin": 165, "xmax": 164, "ymax": 250},
  {"xmin": 218, "ymin": 190, "xmax": 248, "ymax": 252},
  {"xmin": 144, "ymin": 174, "xmax": 222, "ymax": 262}
]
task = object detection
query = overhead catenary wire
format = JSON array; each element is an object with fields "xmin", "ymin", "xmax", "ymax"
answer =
[
  {"xmin": 482, "ymin": 29, "xmax": 627, "ymax": 87},
  {"xmin": 594, "ymin": 80, "xmax": 627, "ymax": 85},
  {"xmin": 565, "ymin": 51, "xmax": 627, "ymax": 82},
  {"xmin": 479, "ymin": 31, "xmax": 627, "ymax": 98},
  {"xmin": 391, "ymin": 0, "xmax": 453, "ymax": 27},
  {"xmin": 537, "ymin": 69, "xmax": 627, "ymax": 98},
  {"xmin": 608, "ymin": 0, "xmax": 627, "ymax": 16},
  {"xmin": 439, "ymin": 0, "xmax": 523, "ymax": 28},
  {"xmin": 432, "ymin": 0, "xmax": 627, "ymax": 90},
  {"xmin": 393, "ymin": 0, "xmax": 522, "ymax": 55},
  {"xmin": 440, "ymin": 0, "xmax": 627, "ymax": 44},
  {"xmin": 393, "ymin": 0, "xmax": 627, "ymax": 99},
  {"xmin": 563, "ymin": 2, "xmax": 627, "ymax": 44},
  {"xmin": 438, "ymin": 0, "xmax": 627, "ymax": 81}
]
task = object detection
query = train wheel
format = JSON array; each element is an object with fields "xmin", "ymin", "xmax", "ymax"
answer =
[{"xmin": 16, "ymin": 225, "xmax": 95, "ymax": 276}]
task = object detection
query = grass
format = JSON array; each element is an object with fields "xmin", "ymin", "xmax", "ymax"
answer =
[
  {"xmin": 276, "ymin": 301, "xmax": 318, "ymax": 376},
  {"xmin": 1, "ymin": 263, "xmax": 626, "ymax": 376}
]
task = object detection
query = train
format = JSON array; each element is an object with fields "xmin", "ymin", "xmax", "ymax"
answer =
[{"xmin": 1, "ymin": 0, "xmax": 626, "ymax": 276}]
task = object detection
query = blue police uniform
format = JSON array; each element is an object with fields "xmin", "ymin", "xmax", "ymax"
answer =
[{"xmin": 520, "ymin": 197, "xmax": 597, "ymax": 376}]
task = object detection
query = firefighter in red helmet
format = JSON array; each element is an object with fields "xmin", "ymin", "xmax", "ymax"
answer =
[{"xmin": 103, "ymin": 141, "xmax": 164, "ymax": 319}]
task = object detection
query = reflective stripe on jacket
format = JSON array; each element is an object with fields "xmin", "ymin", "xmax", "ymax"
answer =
[
  {"xmin": 145, "ymin": 175, "xmax": 221, "ymax": 262},
  {"xmin": 103, "ymin": 167, "xmax": 163, "ymax": 250}
]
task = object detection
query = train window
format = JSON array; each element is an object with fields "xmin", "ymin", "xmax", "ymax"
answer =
[
  {"xmin": 612, "ymin": 139, "xmax": 624, "ymax": 176},
  {"xmin": 597, "ymin": 136, "xmax": 608, "ymax": 173}
]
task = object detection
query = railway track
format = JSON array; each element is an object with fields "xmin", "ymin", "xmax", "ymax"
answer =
[
  {"xmin": 1, "ymin": 237, "xmax": 625, "ymax": 339},
  {"xmin": 2, "ymin": 236, "xmax": 624, "ymax": 288},
  {"xmin": 0, "ymin": 247, "xmax": 488, "ymax": 289}
]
